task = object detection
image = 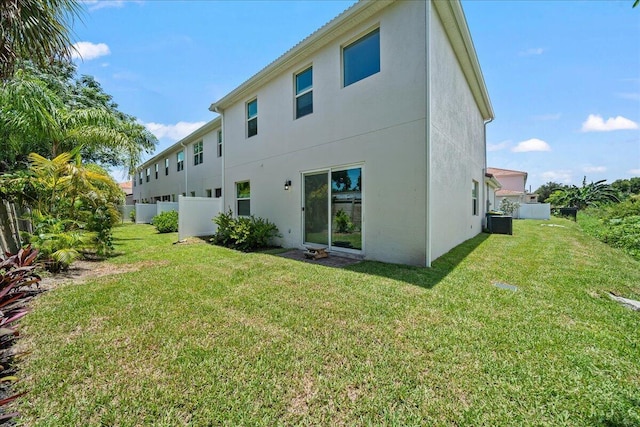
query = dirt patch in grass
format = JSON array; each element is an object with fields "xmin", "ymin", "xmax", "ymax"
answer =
[{"xmin": 38, "ymin": 259, "xmax": 169, "ymax": 290}]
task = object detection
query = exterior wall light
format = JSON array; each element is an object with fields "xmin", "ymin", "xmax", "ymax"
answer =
[{"xmin": 284, "ymin": 180, "xmax": 291, "ymax": 191}]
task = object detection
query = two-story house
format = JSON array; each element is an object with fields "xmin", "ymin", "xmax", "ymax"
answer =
[
  {"xmin": 133, "ymin": 118, "xmax": 222, "ymax": 204},
  {"xmin": 135, "ymin": 0, "xmax": 494, "ymax": 267}
]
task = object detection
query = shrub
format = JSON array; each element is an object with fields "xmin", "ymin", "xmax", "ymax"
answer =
[
  {"xmin": 151, "ymin": 210, "xmax": 178, "ymax": 233},
  {"xmin": 334, "ymin": 209, "xmax": 354, "ymax": 233},
  {"xmin": 499, "ymin": 199, "xmax": 520, "ymax": 216},
  {"xmin": 130, "ymin": 209, "xmax": 136, "ymax": 222},
  {"xmin": 212, "ymin": 210, "xmax": 280, "ymax": 251}
]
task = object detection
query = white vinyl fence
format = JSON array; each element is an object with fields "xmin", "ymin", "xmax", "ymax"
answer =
[
  {"xmin": 517, "ymin": 203, "xmax": 551, "ymax": 220},
  {"xmin": 134, "ymin": 203, "xmax": 158, "ymax": 224},
  {"xmin": 119, "ymin": 205, "xmax": 135, "ymax": 223},
  {"xmin": 178, "ymin": 196, "xmax": 223, "ymax": 241},
  {"xmin": 157, "ymin": 202, "xmax": 179, "ymax": 215}
]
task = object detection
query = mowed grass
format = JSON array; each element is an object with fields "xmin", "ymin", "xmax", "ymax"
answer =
[{"xmin": 15, "ymin": 219, "xmax": 640, "ymax": 426}]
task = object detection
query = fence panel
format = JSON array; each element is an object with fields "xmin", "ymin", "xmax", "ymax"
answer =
[
  {"xmin": 178, "ymin": 196, "xmax": 223, "ymax": 240},
  {"xmin": 157, "ymin": 202, "xmax": 179, "ymax": 215},
  {"xmin": 135, "ymin": 203, "xmax": 157, "ymax": 224},
  {"xmin": 518, "ymin": 203, "xmax": 551, "ymax": 220}
]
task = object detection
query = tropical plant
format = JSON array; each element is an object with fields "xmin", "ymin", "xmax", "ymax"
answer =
[
  {"xmin": 212, "ymin": 210, "xmax": 280, "ymax": 251},
  {"xmin": 548, "ymin": 177, "xmax": 619, "ymax": 210},
  {"xmin": 0, "ymin": 61, "xmax": 156, "ymax": 173},
  {"xmin": 151, "ymin": 210, "xmax": 178, "ymax": 233},
  {"xmin": 0, "ymin": 245, "xmax": 41, "ymax": 422},
  {"xmin": 0, "ymin": 0, "xmax": 82, "ymax": 80}
]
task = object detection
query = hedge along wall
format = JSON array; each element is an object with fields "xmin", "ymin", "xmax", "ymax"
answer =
[{"xmin": 178, "ymin": 196, "xmax": 223, "ymax": 241}]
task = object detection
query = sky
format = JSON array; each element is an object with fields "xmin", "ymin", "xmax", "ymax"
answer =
[{"xmin": 71, "ymin": 0, "xmax": 640, "ymax": 190}]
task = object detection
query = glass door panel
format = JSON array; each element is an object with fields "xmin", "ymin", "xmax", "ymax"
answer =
[
  {"xmin": 304, "ymin": 172, "xmax": 329, "ymax": 245},
  {"xmin": 331, "ymin": 167, "xmax": 362, "ymax": 250}
]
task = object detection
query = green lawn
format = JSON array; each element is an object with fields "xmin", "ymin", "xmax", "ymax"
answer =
[{"xmin": 16, "ymin": 219, "xmax": 640, "ymax": 426}]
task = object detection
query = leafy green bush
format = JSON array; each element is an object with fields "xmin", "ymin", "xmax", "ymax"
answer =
[
  {"xmin": 212, "ymin": 210, "xmax": 280, "ymax": 251},
  {"xmin": 151, "ymin": 210, "xmax": 178, "ymax": 233},
  {"xmin": 579, "ymin": 197, "xmax": 640, "ymax": 261},
  {"xmin": 334, "ymin": 209, "xmax": 354, "ymax": 233},
  {"xmin": 130, "ymin": 209, "xmax": 136, "ymax": 222}
]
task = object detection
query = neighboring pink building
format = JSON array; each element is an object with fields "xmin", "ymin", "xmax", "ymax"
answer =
[
  {"xmin": 486, "ymin": 167, "xmax": 538, "ymax": 205},
  {"xmin": 118, "ymin": 181, "xmax": 134, "ymax": 205}
]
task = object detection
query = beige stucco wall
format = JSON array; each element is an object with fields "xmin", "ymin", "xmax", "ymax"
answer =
[
  {"xmin": 223, "ymin": 1, "xmax": 430, "ymax": 265},
  {"xmin": 428, "ymin": 5, "xmax": 487, "ymax": 262}
]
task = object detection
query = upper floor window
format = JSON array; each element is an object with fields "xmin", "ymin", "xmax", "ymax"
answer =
[
  {"xmin": 165, "ymin": 158, "xmax": 169, "ymax": 175},
  {"xmin": 247, "ymin": 99, "xmax": 258, "ymax": 138},
  {"xmin": 215, "ymin": 188, "xmax": 222, "ymax": 198},
  {"xmin": 145, "ymin": 167, "xmax": 150, "ymax": 182},
  {"xmin": 343, "ymin": 28, "xmax": 380, "ymax": 87},
  {"xmin": 295, "ymin": 67, "xmax": 313, "ymax": 119},
  {"xmin": 138, "ymin": 171, "xmax": 143, "ymax": 185},
  {"xmin": 194, "ymin": 141, "xmax": 203, "ymax": 165},
  {"xmin": 154, "ymin": 163, "xmax": 158, "ymax": 179},
  {"xmin": 177, "ymin": 150, "xmax": 184, "ymax": 172},
  {"xmin": 217, "ymin": 130, "xmax": 222, "ymax": 158}
]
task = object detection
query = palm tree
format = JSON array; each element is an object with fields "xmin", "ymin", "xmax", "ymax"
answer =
[
  {"xmin": 0, "ymin": 0, "xmax": 82, "ymax": 80},
  {"xmin": 550, "ymin": 177, "xmax": 620, "ymax": 209}
]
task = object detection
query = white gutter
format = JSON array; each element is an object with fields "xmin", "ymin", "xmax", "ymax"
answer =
[
  {"xmin": 180, "ymin": 141, "xmax": 187, "ymax": 196},
  {"xmin": 213, "ymin": 106, "xmax": 225, "ymax": 212}
]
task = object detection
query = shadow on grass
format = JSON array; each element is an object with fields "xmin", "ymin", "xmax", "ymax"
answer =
[{"xmin": 344, "ymin": 232, "xmax": 490, "ymax": 290}]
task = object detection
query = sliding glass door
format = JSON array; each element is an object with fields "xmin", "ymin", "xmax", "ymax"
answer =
[{"xmin": 303, "ymin": 166, "xmax": 362, "ymax": 251}]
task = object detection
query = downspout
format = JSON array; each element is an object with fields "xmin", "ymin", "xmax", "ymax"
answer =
[
  {"xmin": 483, "ymin": 117, "xmax": 494, "ymax": 217},
  {"xmin": 180, "ymin": 141, "xmax": 188, "ymax": 197},
  {"xmin": 425, "ymin": 0, "xmax": 432, "ymax": 267},
  {"xmin": 213, "ymin": 107, "xmax": 225, "ymax": 213}
]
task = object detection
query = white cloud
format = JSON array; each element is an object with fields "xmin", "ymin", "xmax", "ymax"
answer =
[
  {"xmin": 144, "ymin": 121, "xmax": 207, "ymax": 141},
  {"xmin": 519, "ymin": 47, "xmax": 545, "ymax": 56},
  {"xmin": 541, "ymin": 170, "xmax": 573, "ymax": 184},
  {"xmin": 583, "ymin": 165, "xmax": 607, "ymax": 173},
  {"xmin": 487, "ymin": 140, "xmax": 511, "ymax": 152},
  {"xmin": 511, "ymin": 138, "xmax": 551, "ymax": 153},
  {"xmin": 71, "ymin": 41, "xmax": 110, "ymax": 61},
  {"xmin": 80, "ymin": 0, "xmax": 141, "ymax": 11},
  {"xmin": 581, "ymin": 114, "xmax": 639, "ymax": 132},
  {"xmin": 629, "ymin": 169, "xmax": 640, "ymax": 175}
]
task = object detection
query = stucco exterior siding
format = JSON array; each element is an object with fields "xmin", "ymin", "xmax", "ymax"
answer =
[
  {"xmin": 221, "ymin": 1, "xmax": 429, "ymax": 265},
  {"xmin": 133, "ymin": 122, "xmax": 222, "ymax": 203},
  {"xmin": 428, "ymin": 5, "xmax": 487, "ymax": 261}
]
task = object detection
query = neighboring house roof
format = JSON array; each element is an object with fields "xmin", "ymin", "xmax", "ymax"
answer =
[
  {"xmin": 496, "ymin": 189, "xmax": 525, "ymax": 196},
  {"xmin": 119, "ymin": 181, "xmax": 133, "ymax": 196},
  {"xmin": 210, "ymin": 0, "xmax": 493, "ymax": 121},
  {"xmin": 486, "ymin": 167, "xmax": 527, "ymax": 177},
  {"xmin": 138, "ymin": 117, "xmax": 221, "ymax": 170}
]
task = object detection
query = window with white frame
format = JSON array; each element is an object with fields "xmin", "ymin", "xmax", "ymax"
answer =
[
  {"xmin": 247, "ymin": 99, "xmax": 257, "ymax": 138},
  {"xmin": 343, "ymin": 28, "xmax": 380, "ymax": 87},
  {"xmin": 472, "ymin": 180, "xmax": 479, "ymax": 216},
  {"xmin": 138, "ymin": 171, "xmax": 143, "ymax": 185},
  {"xmin": 295, "ymin": 66, "xmax": 313, "ymax": 119},
  {"xmin": 155, "ymin": 163, "xmax": 158, "ymax": 179},
  {"xmin": 145, "ymin": 168, "xmax": 150, "ymax": 182},
  {"xmin": 194, "ymin": 141, "xmax": 203, "ymax": 165},
  {"xmin": 236, "ymin": 181, "xmax": 250, "ymax": 216},
  {"xmin": 165, "ymin": 158, "xmax": 169, "ymax": 175},
  {"xmin": 217, "ymin": 130, "xmax": 222, "ymax": 158},
  {"xmin": 177, "ymin": 150, "xmax": 184, "ymax": 172}
]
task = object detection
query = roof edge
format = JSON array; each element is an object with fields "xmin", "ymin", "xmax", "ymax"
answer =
[{"xmin": 432, "ymin": 0, "xmax": 494, "ymax": 121}]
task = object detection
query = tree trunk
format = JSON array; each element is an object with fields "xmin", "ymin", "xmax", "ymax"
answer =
[{"xmin": 0, "ymin": 200, "xmax": 20, "ymax": 254}]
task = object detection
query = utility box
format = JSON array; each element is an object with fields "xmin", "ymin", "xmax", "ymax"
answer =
[{"xmin": 486, "ymin": 214, "xmax": 513, "ymax": 235}]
